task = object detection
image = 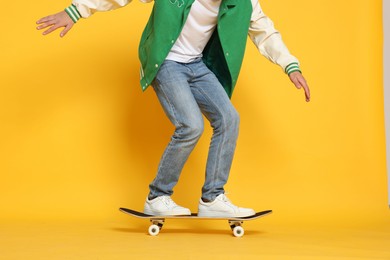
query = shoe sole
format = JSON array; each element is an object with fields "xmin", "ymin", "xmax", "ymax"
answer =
[
  {"xmin": 197, "ymin": 211, "xmax": 256, "ymax": 218},
  {"xmin": 144, "ymin": 210, "xmax": 191, "ymax": 216}
]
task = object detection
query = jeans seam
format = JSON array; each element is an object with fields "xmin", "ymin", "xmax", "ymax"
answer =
[
  {"xmin": 193, "ymin": 87, "xmax": 227, "ymax": 196},
  {"xmin": 154, "ymin": 80, "xmax": 183, "ymax": 130},
  {"xmin": 151, "ymin": 78, "xmax": 184, "ymax": 197}
]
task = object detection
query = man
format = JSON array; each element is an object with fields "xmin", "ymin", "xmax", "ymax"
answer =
[{"xmin": 36, "ymin": 0, "xmax": 310, "ymax": 217}]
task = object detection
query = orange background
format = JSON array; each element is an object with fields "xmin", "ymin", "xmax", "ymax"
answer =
[
  {"xmin": 0, "ymin": 0, "xmax": 388, "ymax": 225},
  {"xmin": 2, "ymin": 1, "xmax": 390, "ymax": 259}
]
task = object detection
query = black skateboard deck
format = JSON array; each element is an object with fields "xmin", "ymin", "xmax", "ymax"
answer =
[{"xmin": 119, "ymin": 207, "xmax": 272, "ymax": 237}]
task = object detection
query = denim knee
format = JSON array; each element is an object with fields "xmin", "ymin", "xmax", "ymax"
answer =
[
  {"xmin": 227, "ymin": 109, "xmax": 240, "ymax": 129},
  {"xmin": 213, "ymin": 108, "xmax": 240, "ymax": 133},
  {"xmin": 177, "ymin": 120, "xmax": 204, "ymax": 142}
]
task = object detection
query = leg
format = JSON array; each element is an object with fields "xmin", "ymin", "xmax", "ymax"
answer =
[
  {"xmin": 188, "ymin": 61, "xmax": 240, "ymax": 201},
  {"xmin": 187, "ymin": 60, "xmax": 254, "ymax": 217},
  {"xmin": 148, "ymin": 60, "xmax": 204, "ymax": 199}
]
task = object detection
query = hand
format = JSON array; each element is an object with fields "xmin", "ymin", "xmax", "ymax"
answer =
[
  {"xmin": 289, "ymin": 71, "xmax": 310, "ymax": 102},
  {"xmin": 36, "ymin": 11, "xmax": 75, "ymax": 37}
]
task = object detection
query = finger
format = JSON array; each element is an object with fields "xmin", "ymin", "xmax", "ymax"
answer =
[
  {"xmin": 36, "ymin": 15, "xmax": 55, "ymax": 24},
  {"xmin": 293, "ymin": 75, "xmax": 310, "ymax": 102},
  {"xmin": 298, "ymin": 79, "xmax": 311, "ymax": 102},
  {"xmin": 36, "ymin": 21, "xmax": 55, "ymax": 30},
  {"xmin": 60, "ymin": 24, "xmax": 73, "ymax": 37},
  {"xmin": 304, "ymin": 88, "xmax": 310, "ymax": 102},
  {"xmin": 292, "ymin": 77, "xmax": 302, "ymax": 89},
  {"xmin": 305, "ymin": 87, "xmax": 311, "ymax": 102},
  {"xmin": 42, "ymin": 24, "xmax": 60, "ymax": 35}
]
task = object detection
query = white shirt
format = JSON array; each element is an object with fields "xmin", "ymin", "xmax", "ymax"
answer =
[
  {"xmin": 72, "ymin": 0, "xmax": 300, "ymax": 74},
  {"xmin": 166, "ymin": 0, "xmax": 222, "ymax": 63}
]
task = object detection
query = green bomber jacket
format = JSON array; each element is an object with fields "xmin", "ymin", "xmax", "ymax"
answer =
[{"xmin": 66, "ymin": 0, "xmax": 301, "ymax": 97}]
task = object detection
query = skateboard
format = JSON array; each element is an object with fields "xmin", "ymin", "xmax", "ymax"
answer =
[{"xmin": 119, "ymin": 208, "xmax": 272, "ymax": 237}]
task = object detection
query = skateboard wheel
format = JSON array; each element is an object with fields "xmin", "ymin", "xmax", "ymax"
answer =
[
  {"xmin": 232, "ymin": 226, "xmax": 244, "ymax": 237},
  {"xmin": 148, "ymin": 224, "xmax": 160, "ymax": 236}
]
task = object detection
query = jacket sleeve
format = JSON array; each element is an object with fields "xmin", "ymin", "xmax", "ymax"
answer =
[
  {"xmin": 70, "ymin": 0, "xmax": 152, "ymax": 19},
  {"xmin": 248, "ymin": 0, "xmax": 301, "ymax": 75}
]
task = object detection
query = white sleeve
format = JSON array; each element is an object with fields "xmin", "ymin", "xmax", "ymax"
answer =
[
  {"xmin": 72, "ymin": 0, "xmax": 152, "ymax": 18},
  {"xmin": 248, "ymin": 0, "xmax": 300, "ymax": 74}
]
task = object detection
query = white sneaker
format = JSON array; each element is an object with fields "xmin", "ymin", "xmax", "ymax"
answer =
[
  {"xmin": 198, "ymin": 194, "xmax": 255, "ymax": 217},
  {"xmin": 144, "ymin": 196, "xmax": 191, "ymax": 216}
]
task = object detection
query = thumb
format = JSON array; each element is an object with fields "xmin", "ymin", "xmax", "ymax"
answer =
[
  {"xmin": 60, "ymin": 24, "xmax": 73, "ymax": 37},
  {"xmin": 292, "ymin": 77, "xmax": 302, "ymax": 89}
]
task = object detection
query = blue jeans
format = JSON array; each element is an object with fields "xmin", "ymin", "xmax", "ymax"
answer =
[{"xmin": 148, "ymin": 58, "xmax": 239, "ymax": 201}]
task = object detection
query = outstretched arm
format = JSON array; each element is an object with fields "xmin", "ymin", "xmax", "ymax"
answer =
[
  {"xmin": 36, "ymin": 0, "xmax": 144, "ymax": 37},
  {"xmin": 248, "ymin": 0, "xmax": 310, "ymax": 102}
]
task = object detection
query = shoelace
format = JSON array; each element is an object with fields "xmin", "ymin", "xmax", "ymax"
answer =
[
  {"xmin": 161, "ymin": 196, "xmax": 177, "ymax": 207},
  {"xmin": 219, "ymin": 194, "xmax": 239, "ymax": 210},
  {"xmin": 219, "ymin": 193, "xmax": 233, "ymax": 202}
]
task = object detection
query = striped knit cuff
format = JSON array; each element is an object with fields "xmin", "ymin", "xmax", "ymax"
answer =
[
  {"xmin": 285, "ymin": 62, "xmax": 302, "ymax": 75},
  {"xmin": 65, "ymin": 4, "xmax": 82, "ymax": 23}
]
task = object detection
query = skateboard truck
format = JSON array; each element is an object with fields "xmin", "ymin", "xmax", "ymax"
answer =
[
  {"xmin": 149, "ymin": 219, "xmax": 165, "ymax": 236},
  {"xmin": 229, "ymin": 220, "xmax": 244, "ymax": 237}
]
